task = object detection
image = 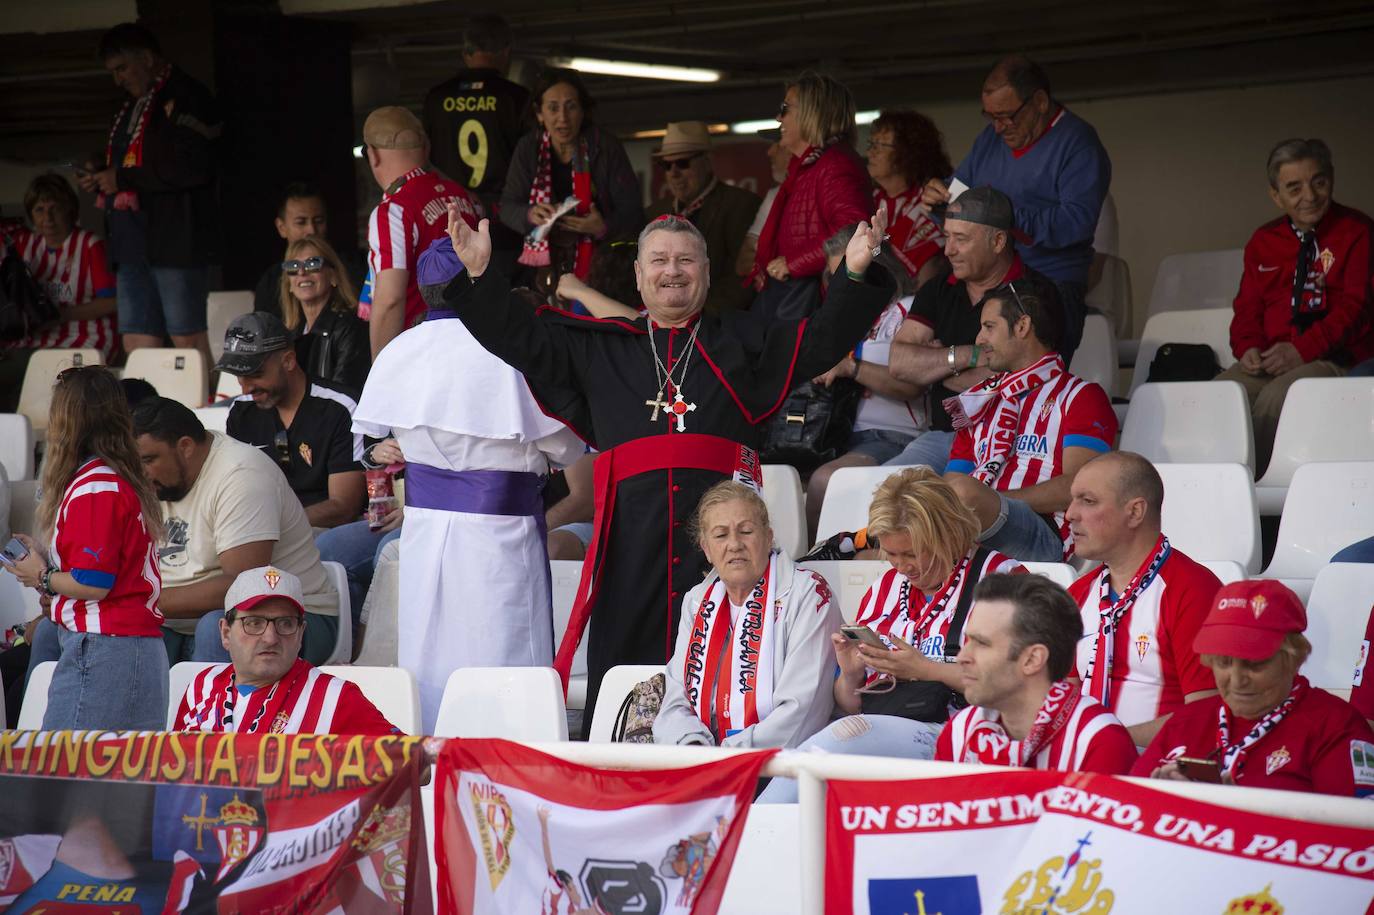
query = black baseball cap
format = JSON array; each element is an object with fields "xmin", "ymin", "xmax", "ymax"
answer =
[
  {"xmin": 946, "ymin": 185, "xmax": 1015, "ymax": 232},
  {"xmin": 216, "ymin": 313, "xmax": 291, "ymax": 376}
]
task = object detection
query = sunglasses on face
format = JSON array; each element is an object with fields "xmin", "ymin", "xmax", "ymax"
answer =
[
  {"xmin": 273, "ymin": 429, "xmax": 290, "ymax": 467},
  {"xmin": 657, "ymin": 154, "xmax": 701, "ymax": 172},
  {"xmin": 282, "ymin": 256, "xmax": 324, "ymax": 275},
  {"xmin": 776, "ymin": 101, "xmax": 790, "ymax": 119},
  {"xmin": 234, "ymin": 614, "xmax": 302, "ymax": 636}
]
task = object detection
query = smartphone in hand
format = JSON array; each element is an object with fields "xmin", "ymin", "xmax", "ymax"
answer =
[
  {"xmin": 1175, "ymin": 756, "xmax": 1223, "ymax": 784},
  {"xmin": 840, "ymin": 625, "xmax": 887, "ymax": 649},
  {"xmin": 0, "ymin": 537, "xmax": 29, "ymax": 566}
]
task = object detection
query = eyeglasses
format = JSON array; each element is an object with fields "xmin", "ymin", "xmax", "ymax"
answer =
[
  {"xmin": 282, "ymin": 256, "xmax": 325, "ymax": 275},
  {"xmin": 273, "ymin": 429, "xmax": 290, "ymax": 467},
  {"xmin": 234, "ymin": 614, "xmax": 302, "ymax": 636},
  {"xmin": 981, "ymin": 96, "xmax": 1031, "ymax": 126},
  {"xmin": 776, "ymin": 101, "xmax": 790, "ymax": 119},
  {"xmin": 657, "ymin": 154, "xmax": 702, "ymax": 172},
  {"xmin": 865, "ymin": 139, "xmax": 896, "ymax": 151}
]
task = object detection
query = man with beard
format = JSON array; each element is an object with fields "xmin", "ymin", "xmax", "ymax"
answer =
[
  {"xmin": 218, "ymin": 313, "xmax": 365, "ymax": 529},
  {"xmin": 132, "ymin": 398, "xmax": 339, "ymax": 664}
]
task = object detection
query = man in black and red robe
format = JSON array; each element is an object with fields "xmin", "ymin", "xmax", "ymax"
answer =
[{"xmin": 442, "ymin": 206, "xmax": 894, "ymax": 721}]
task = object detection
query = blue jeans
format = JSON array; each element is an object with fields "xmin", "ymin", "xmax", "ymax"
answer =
[
  {"xmin": 1348, "ymin": 359, "xmax": 1374, "ymax": 378},
  {"xmin": 846, "ymin": 428, "xmax": 915, "ymax": 464},
  {"xmin": 756, "ymin": 714, "xmax": 942, "ymax": 803},
  {"xmin": 116, "ymin": 262, "xmax": 209, "ymax": 336},
  {"xmin": 883, "ymin": 429, "xmax": 955, "ymax": 473},
  {"xmin": 40, "ymin": 625, "xmax": 168, "ymax": 731},
  {"xmin": 169, "ymin": 610, "xmax": 339, "ymax": 665},
  {"xmin": 315, "ymin": 521, "xmax": 401, "ymax": 627},
  {"xmin": 982, "ymin": 492, "xmax": 1065, "ymax": 562}
]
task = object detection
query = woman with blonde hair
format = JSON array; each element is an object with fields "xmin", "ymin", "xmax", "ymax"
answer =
[
  {"xmin": 759, "ymin": 467, "xmax": 1025, "ymax": 801},
  {"xmin": 655, "ymin": 480, "xmax": 842, "ymax": 749},
  {"xmin": 2, "ymin": 366, "xmax": 167, "ymax": 730},
  {"xmin": 276, "ymin": 235, "xmax": 369, "ymax": 391}
]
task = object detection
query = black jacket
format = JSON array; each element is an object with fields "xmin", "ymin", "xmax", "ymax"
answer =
[
  {"xmin": 294, "ymin": 307, "xmax": 369, "ymax": 395},
  {"xmin": 110, "ymin": 67, "xmax": 222, "ymax": 267},
  {"xmin": 499, "ymin": 125, "xmax": 644, "ymax": 240}
]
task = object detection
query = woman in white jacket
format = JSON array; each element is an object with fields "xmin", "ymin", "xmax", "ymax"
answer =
[{"xmin": 654, "ymin": 481, "xmax": 841, "ymax": 748}]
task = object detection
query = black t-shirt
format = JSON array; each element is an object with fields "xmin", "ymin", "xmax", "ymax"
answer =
[
  {"xmin": 226, "ymin": 380, "xmax": 361, "ymax": 507},
  {"xmin": 422, "ymin": 68, "xmax": 530, "ymax": 207}
]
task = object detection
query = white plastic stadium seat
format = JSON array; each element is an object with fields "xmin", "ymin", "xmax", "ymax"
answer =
[
  {"xmin": 18, "ymin": 660, "xmax": 56, "ymax": 729},
  {"xmin": 1021, "ymin": 562, "xmax": 1076, "ymax": 587},
  {"xmin": 1255, "ymin": 377, "xmax": 1374, "ymax": 515},
  {"xmin": 1198, "ymin": 560, "xmax": 1246, "ymax": 585},
  {"xmin": 207, "ymin": 290, "xmax": 254, "ymax": 362},
  {"xmin": 1262, "ymin": 462, "xmax": 1374, "ymax": 594},
  {"xmin": 1068, "ymin": 313, "xmax": 1118, "ymax": 398},
  {"xmin": 214, "ymin": 370, "xmax": 241, "ymax": 402},
  {"xmin": 1084, "ymin": 253, "xmax": 1133, "ymax": 338},
  {"xmin": 17, "ymin": 349, "xmax": 104, "ymax": 436},
  {"xmin": 796, "ymin": 560, "xmax": 887, "ymax": 624},
  {"xmin": 761, "ymin": 464, "xmax": 806, "ymax": 557},
  {"xmin": 816, "ymin": 465, "xmax": 915, "ymax": 542},
  {"xmin": 435, "ymin": 667, "xmax": 568, "ymax": 741},
  {"xmin": 550, "ymin": 559, "xmax": 589, "ymax": 709},
  {"xmin": 123, "ymin": 348, "xmax": 208, "ymax": 409},
  {"xmin": 0, "ymin": 413, "xmax": 34, "ymax": 480},
  {"xmin": 1120, "ymin": 381, "xmax": 1254, "ymax": 474},
  {"xmin": 321, "ymin": 561, "xmax": 352, "ymax": 664},
  {"xmin": 1302, "ymin": 563, "xmax": 1374, "ymax": 694},
  {"xmin": 588, "ymin": 664, "xmax": 663, "ymax": 743},
  {"xmin": 320, "ymin": 665, "xmax": 421, "ymax": 734},
  {"xmin": 166, "ymin": 661, "xmax": 218, "ymax": 729},
  {"xmin": 721, "ymin": 804, "xmax": 802, "ymax": 914},
  {"xmin": 1155, "ymin": 463, "xmax": 1261, "ymax": 573},
  {"xmin": 1127, "ymin": 309, "xmax": 1234, "ymax": 395},
  {"xmin": 1146, "ymin": 248, "xmax": 1244, "ymax": 316},
  {"xmin": 192, "ymin": 406, "xmax": 230, "ymax": 434}
]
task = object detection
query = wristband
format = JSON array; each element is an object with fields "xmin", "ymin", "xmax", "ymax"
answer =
[
  {"xmin": 968, "ymin": 345, "xmax": 982, "ymax": 369},
  {"xmin": 845, "ymin": 268, "xmax": 864, "ymax": 283},
  {"xmin": 853, "ymin": 340, "xmax": 865, "ymax": 361},
  {"xmin": 41, "ymin": 568, "xmax": 58, "ymax": 597}
]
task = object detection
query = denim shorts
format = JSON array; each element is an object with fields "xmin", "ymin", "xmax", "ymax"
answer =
[
  {"xmin": 883, "ymin": 429, "xmax": 956, "ymax": 473},
  {"xmin": 553, "ymin": 521, "xmax": 594, "ymax": 548},
  {"xmin": 982, "ymin": 492, "xmax": 1066, "ymax": 562},
  {"xmin": 116, "ymin": 262, "xmax": 209, "ymax": 336},
  {"xmin": 846, "ymin": 428, "xmax": 916, "ymax": 464},
  {"xmin": 43, "ymin": 626, "xmax": 169, "ymax": 731}
]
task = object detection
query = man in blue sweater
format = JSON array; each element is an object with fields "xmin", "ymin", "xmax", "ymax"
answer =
[{"xmin": 923, "ymin": 55, "xmax": 1110, "ymax": 364}]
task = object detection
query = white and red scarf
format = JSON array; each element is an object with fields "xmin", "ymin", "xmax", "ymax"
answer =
[
  {"xmin": 963, "ymin": 679, "xmax": 1082, "ymax": 767},
  {"xmin": 674, "ymin": 176, "xmax": 718, "ymax": 219},
  {"xmin": 944, "ymin": 353, "xmax": 1064, "ymax": 485},
  {"xmin": 1082, "ymin": 535, "xmax": 1172, "ymax": 708},
  {"xmin": 97, "ymin": 64, "xmax": 172, "ymax": 213},
  {"xmin": 684, "ymin": 551, "xmax": 781, "ymax": 740},
  {"xmin": 1217, "ymin": 677, "xmax": 1306, "ymax": 779},
  {"xmin": 182, "ymin": 659, "xmax": 318, "ymax": 734},
  {"xmin": 518, "ymin": 130, "xmax": 593, "ymax": 275}
]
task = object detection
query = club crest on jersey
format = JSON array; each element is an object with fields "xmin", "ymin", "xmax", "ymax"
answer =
[
  {"xmin": 264, "ymin": 568, "xmax": 281, "ymax": 590},
  {"xmin": 1265, "ymin": 746, "xmax": 1292, "ymax": 776},
  {"xmin": 1134, "ymin": 632, "xmax": 1151, "ymax": 661},
  {"xmin": 1250, "ymin": 595, "xmax": 1268, "ymax": 619},
  {"xmin": 298, "ymin": 442, "xmax": 313, "ymax": 466},
  {"xmin": 1039, "ymin": 396, "xmax": 1057, "ymax": 421},
  {"xmin": 214, "ymin": 794, "xmax": 264, "ymax": 882},
  {"xmin": 1001, "ymin": 831, "xmax": 1114, "ymax": 915},
  {"xmin": 1319, "ymin": 247, "xmax": 1335, "ymax": 273},
  {"xmin": 269, "ymin": 710, "xmax": 290, "ymax": 734},
  {"xmin": 468, "ymin": 781, "xmax": 515, "ymax": 891}
]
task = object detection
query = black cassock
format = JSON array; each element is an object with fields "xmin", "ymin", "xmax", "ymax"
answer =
[{"xmin": 446, "ymin": 264, "xmax": 893, "ymax": 719}]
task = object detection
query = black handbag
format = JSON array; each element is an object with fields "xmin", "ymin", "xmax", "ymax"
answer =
[
  {"xmin": 858, "ymin": 548, "xmax": 990, "ymax": 722},
  {"xmin": 0, "ymin": 241, "xmax": 59, "ymax": 341},
  {"xmin": 1145, "ymin": 342, "xmax": 1221, "ymax": 383},
  {"xmin": 759, "ymin": 379, "xmax": 862, "ymax": 470}
]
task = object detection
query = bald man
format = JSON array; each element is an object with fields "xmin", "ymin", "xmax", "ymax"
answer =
[
  {"xmin": 362, "ymin": 105, "xmax": 482, "ymax": 357},
  {"xmin": 1064, "ymin": 451, "xmax": 1221, "ymax": 745}
]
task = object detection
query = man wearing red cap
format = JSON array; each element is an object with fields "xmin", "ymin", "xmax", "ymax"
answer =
[
  {"xmin": 1066, "ymin": 451, "xmax": 1221, "ymax": 745},
  {"xmin": 172, "ymin": 566, "xmax": 399, "ymax": 735},
  {"xmin": 1134, "ymin": 580, "xmax": 1374, "ymax": 796}
]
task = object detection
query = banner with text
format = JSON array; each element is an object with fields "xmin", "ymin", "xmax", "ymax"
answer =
[
  {"xmin": 435, "ymin": 739, "xmax": 773, "ymax": 915},
  {"xmin": 826, "ymin": 769, "xmax": 1374, "ymax": 914},
  {"xmin": 0, "ymin": 730, "xmax": 429, "ymax": 914}
]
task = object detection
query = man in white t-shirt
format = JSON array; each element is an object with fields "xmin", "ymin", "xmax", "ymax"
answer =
[{"xmin": 132, "ymin": 397, "xmax": 338, "ymax": 664}]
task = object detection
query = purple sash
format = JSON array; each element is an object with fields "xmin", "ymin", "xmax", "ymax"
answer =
[{"xmin": 404, "ymin": 463, "xmax": 544, "ymax": 518}]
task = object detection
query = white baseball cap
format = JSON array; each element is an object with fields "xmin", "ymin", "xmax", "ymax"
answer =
[{"xmin": 224, "ymin": 566, "xmax": 306, "ymax": 616}]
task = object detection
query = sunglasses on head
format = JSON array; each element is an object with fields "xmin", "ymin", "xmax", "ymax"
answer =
[
  {"xmin": 657, "ymin": 154, "xmax": 702, "ymax": 172},
  {"xmin": 282, "ymin": 256, "xmax": 324, "ymax": 275}
]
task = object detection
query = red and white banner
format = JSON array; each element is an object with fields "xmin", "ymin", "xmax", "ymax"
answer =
[
  {"xmin": 435, "ymin": 739, "xmax": 773, "ymax": 915},
  {"xmin": 826, "ymin": 770, "xmax": 1374, "ymax": 914}
]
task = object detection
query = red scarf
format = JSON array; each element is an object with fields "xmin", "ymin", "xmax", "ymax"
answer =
[
  {"xmin": 748, "ymin": 142, "xmax": 830, "ymax": 284},
  {"xmin": 518, "ymin": 131, "xmax": 594, "ymax": 278},
  {"xmin": 1217, "ymin": 677, "xmax": 1306, "ymax": 780},
  {"xmin": 944, "ymin": 353, "xmax": 1064, "ymax": 485},
  {"xmin": 1083, "ymin": 535, "xmax": 1172, "ymax": 708},
  {"xmin": 97, "ymin": 64, "xmax": 172, "ymax": 213},
  {"xmin": 963, "ymin": 679, "xmax": 1082, "ymax": 767}
]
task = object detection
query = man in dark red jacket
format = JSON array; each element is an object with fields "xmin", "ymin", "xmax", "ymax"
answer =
[{"xmin": 1217, "ymin": 138, "xmax": 1373, "ymax": 473}]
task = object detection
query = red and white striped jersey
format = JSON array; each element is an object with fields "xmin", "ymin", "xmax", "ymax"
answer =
[
  {"xmin": 365, "ymin": 167, "xmax": 480, "ymax": 328},
  {"xmin": 855, "ymin": 548, "xmax": 1024, "ymax": 658},
  {"xmin": 947, "ymin": 367, "xmax": 1116, "ymax": 555},
  {"xmin": 874, "ymin": 187, "xmax": 945, "ymax": 278},
  {"xmin": 174, "ymin": 659, "xmax": 400, "ymax": 735},
  {"xmin": 2, "ymin": 227, "xmax": 118, "ymax": 361},
  {"xmin": 49, "ymin": 459, "xmax": 163, "ymax": 637},
  {"xmin": 936, "ymin": 691, "xmax": 1138, "ymax": 774},
  {"xmin": 1069, "ymin": 549, "xmax": 1220, "ymax": 727}
]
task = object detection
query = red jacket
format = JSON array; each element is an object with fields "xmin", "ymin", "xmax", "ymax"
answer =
[
  {"xmin": 767, "ymin": 144, "xmax": 872, "ymax": 279},
  {"xmin": 1230, "ymin": 202, "xmax": 1374, "ymax": 364}
]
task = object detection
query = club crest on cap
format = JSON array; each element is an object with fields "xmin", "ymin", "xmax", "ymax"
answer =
[
  {"xmin": 264, "ymin": 568, "xmax": 281, "ymax": 590},
  {"xmin": 1250, "ymin": 595, "xmax": 1268, "ymax": 619}
]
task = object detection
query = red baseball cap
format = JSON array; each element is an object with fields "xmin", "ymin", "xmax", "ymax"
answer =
[{"xmin": 1193, "ymin": 579, "xmax": 1307, "ymax": 660}]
